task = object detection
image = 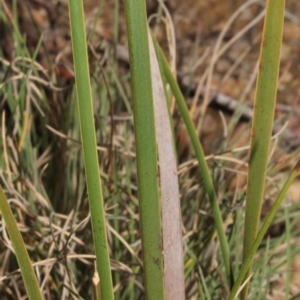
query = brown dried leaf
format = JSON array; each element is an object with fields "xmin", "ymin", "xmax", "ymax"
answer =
[{"xmin": 148, "ymin": 29, "xmax": 185, "ymax": 300}]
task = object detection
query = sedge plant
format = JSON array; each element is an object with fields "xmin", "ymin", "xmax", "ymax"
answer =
[{"xmin": 1, "ymin": 0, "xmax": 298, "ymax": 298}]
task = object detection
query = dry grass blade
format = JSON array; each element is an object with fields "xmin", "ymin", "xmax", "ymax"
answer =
[{"xmin": 148, "ymin": 29, "xmax": 185, "ymax": 300}]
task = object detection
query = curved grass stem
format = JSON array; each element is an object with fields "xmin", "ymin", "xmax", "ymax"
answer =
[{"xmin": 229, "ymin": 160, "xmax": 300, "ymax": 300}]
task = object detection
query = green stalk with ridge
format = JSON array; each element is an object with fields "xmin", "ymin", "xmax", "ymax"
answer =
[
  {"xmin": 124, "ymin": 1, "xmax": 165, "ymax": 299},
  {"xmin": 68, "ymin": 1, "xmax": 114, "ymax": 299}
]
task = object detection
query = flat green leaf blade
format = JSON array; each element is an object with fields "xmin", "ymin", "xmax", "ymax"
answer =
[{"xmin": 242, "ymin": 0, "xmax": 285, "ymax": 298}]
